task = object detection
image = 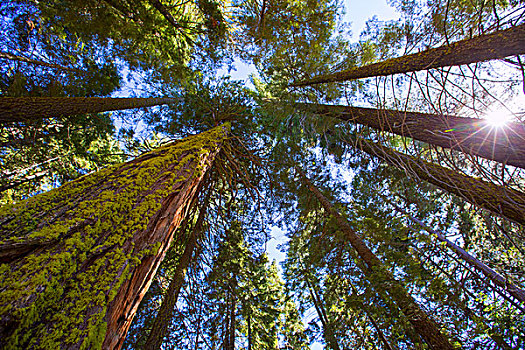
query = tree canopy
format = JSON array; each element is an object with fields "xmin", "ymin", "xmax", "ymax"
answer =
[{"xmin": 0, "ymin": 0, "xmax": 524, "ymax": 349}]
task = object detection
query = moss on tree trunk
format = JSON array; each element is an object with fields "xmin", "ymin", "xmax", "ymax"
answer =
[
  {"xmin": 0, "ymin": 97, "xmax": 179, "ymax": 123},
  {"xmin": 292, "ymin": 24, "xmax": 525, "ymax": 86},
  {"xmin": 0, "ymin": 124, "xmax": 229, "ymax": 349},
  {"xmin": 298, "ymin": 102, "xmax": 525, "ymax": 169}
]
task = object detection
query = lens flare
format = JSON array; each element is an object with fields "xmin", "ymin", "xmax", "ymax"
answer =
[{"xmin": 484, "ymin": 109, "xmax": 512, "ymax": 127}]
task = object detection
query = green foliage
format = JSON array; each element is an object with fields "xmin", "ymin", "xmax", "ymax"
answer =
[
  {"xmin": 206, "ymin": 221, "xmax": 285, "ymax": 349},
  {"xmin": 0, "ymin": 124, "xmax": 229, "ymax": 348}
]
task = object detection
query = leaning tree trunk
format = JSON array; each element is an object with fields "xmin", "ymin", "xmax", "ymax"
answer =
[
  {"xmin": 391, "ymin": 202, "xmax": 525, "ymax": 304},
  {"xmin": 0, "ymin": 124, "xmax": 229, "ymax": 349},
  {"xmin": 0, "ymin": 97, "xmax": 179, "ymax": 123},
  {"xmin": 292, "ymin": 23, "xmax": 525, "ymax": 86},
  {"xmin": 297, "ymin": 102, "xmax": 525, "ymax": 169},
  {"xmin": 348, "ymin": 137, "xmax": 525, "ymax": 226},
  {"xmin": 143, "ymin": 197, "xmax": 208, "ymax": 350},
  {"xmin": 346, "ymin": 280, "xmax": 396, "ymax": 350},
  {"xmin": 0, "ymin": 51, "xmax": 86, "ymax": 74},
  {"xmin": 299, "ymin": 169, "xmax": 455, "ymax": 350},
  {"xmin": 301, "ymin": 264, "xmax": 341, "ymax": 350}
]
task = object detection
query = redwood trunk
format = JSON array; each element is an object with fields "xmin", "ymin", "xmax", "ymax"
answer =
[
  {"xmin": 0, "ymin": 97, "xmax": 179, "ymax": 123},
  {"xmin": 350, "ymin": 137, "xmax": 525, "ymax": 226},
  {"xmin": 143, "ymin": 201, "xmax": 208, "ymax": 350},
  {"xmin": 347, "ymin": 281, "xmax": 396, "ymax": 350},
  {"xmin": 393, "ymin": 203, "xmax": 525, "ymax": 304},
  {"xmin": 299, "ymin": 170, "xmax": 455, "ymax": 350},
  {"xmin": 292, "ymin": 23, "xmax": 525, "ymax": 86},
  {"xmin": 298, "ymin": 102, "xmax": 525, "ymax": 169},
  {"xmin": 0, "ymin": 124, "xmax": 229, "ymax": 349},
  {"xmin": 0, "ymin": 51, "xmax": 86, "ymax": 74}
]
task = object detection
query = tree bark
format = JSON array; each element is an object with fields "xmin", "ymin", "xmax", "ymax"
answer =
[
  {"xmin": 143, "ymin": 196, "xmax": 208, "ymax": 350},
  {"xmin": 392, "ymin": 203, "xmax": 525, "ymax": 304},
  {"xmin": 0, "ymin": 97, "xmax": 179, "ymax": 123},
  {"xmin": 347, "ymin": 281, "xmax": 396, "ymax": 350},
  {"xmin": 0, "ymin": 170, "xmax": 48, "ymax": 194},
  {"xmin": 148, "ymin": 0, "xmax": 185, "ymax": 29},
  {"xmin": 0, "ymin": 124, "xmax": 229, "ymax": 349},
  {"xmin": 0, "ymin": 51, "xmax": 86, "ymax": 74},
  {"xmin": 348, "ymin": 137, "xmax": 525, "ymax": 226},
  {"xmin": 409, "ymin": 244, "xmax": 513, "ymax": 350},
  {"xmin": 302, "ymin": 266, "xmax": 341, "ymax": 350},
  {"xmin": 292, "ymin": 23, "xmax": 525, "ymax": 86},
  {"xmin": 298, "ymin": 169, "xmax": 455, "ymax": 350},
  {"xmin": 297, "ymin": 102, "xmax": 525, "ymax": 169}
]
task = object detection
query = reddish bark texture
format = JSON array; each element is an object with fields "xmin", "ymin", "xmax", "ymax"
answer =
[
  {"xmin": 0, "ymin": 97, "xmax": 178, "ymax": 123},
  {"xmin": 298, "ymin": 103, "xmax": 525, "ymax": 169},
  {"xmin": 299, "ymin": 170, "xmax": 455, "ymax": 350},
  {"xmin": 292, "ymin": 24, "xmax": 525, "ymax": 86},
  {"xmin": 143, "ymin": 200, "xmax": 207, "ymax": 350},
  {"xmin": 0, "ymin": 125, "xmax": 228, "ymax": 349}
]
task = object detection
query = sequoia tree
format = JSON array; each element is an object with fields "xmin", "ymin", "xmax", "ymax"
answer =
[
  {"xmin": 0, "ymin": 124, "xmax": 229, "ymax": 349},
  {"xmin": 298, "ymin": 169, "xmax": 455, "ymax": 350},
  {"xmin": 292, "ymin": 23, "xmax": 525, "ymax": 86},
  {"xmin": 0, "ymin": 51, "xmax": 86, "ymax": 74},
  {"xmin": 143, "ymin": 194, "xmax": 208, "ymax": 349},
  {"xmin": 0, "ymin": 97, "xmax": 179, "ymax": 123},
  {"xmin": 347, "ymin": 137, "xmax": 525, "ymax": 226},
  {"xmin": 296, "ymin": 102, "xmax": 525, "ymax": 169}
]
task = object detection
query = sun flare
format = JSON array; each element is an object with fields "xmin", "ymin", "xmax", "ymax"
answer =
[{"xmin": 484, "ymin": 109, "xmax": 513, "ymax": 127}]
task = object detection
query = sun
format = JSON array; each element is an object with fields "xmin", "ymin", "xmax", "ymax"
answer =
[{"xmin": 483, "ymin": 109, "xmax": 513, "ymax": 128}]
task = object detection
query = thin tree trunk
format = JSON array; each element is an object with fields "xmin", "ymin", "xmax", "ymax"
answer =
[
  {"xmin": 0, "ymin": 51, "xmax": 86, "ymax": 74},
  {"xmin": 0, "ymin": 124, "xmax": 229, "ymax": 349},
  {"xmin": 298, "ymin": 169, "xmax": 455, "ymax": 350},
  {"xmin": 392, "ymin": 202, "xmax": 525, "ymax": 304},
  {"xmin": 143, "ymin": 195, "xmax": 209, "ymax": 350},
  {"xmin": 347, "ymin": 281, "xmax": 396, "ymax": 350},
  {"xmin": 0, "ymin": 170, "xmax": 48, "ymax": 193},
  {"xmin": 302, "ymin": 269, "xmax": 341, "ymax": 350},
  {"xmin": 0, "ymin": 97, "xmax": 179, "ymax": 123},
  {"xmin": 247, "ymin": 311, "xmax": 252, "ymax": 350},
  {"xmin": 347, "ymin": 137, "xmax": 525, "ymax": 226},
  {"xmin": 292, "ymin": 23, "xmax": 525, "ymax": 86},
  {"xmin": 149, "ymin": 0, "xmax": 185, "ymax": 29},
  {"xmin": 410, "ymin": 244, "xmax": 513, "ymax": 350},
  {"xmin": 297, "ymin": 102, "xmax": 525, "ymax": 169},
  {"xmin": 228, "ymin": 292, "xmax": 236, "ymax": 350}
]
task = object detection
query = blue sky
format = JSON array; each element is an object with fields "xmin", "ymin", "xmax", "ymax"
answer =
[
  {"xmin": 225, "ymin": 0, "xmax": 399, "ymax": 84},
  {"xmin": 260, "ymin": 1, "xmax": 399, "ymax": 348}
]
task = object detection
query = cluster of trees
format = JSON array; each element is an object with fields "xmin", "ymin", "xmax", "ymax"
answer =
[{"xmin": 0, "ymin": 0, "xmax": 524, "ymax": 349}]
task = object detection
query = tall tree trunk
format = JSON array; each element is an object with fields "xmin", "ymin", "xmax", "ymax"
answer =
[
  {"xmin": 247, "ymin": 311, "xmax": 252, "ymax": 350},
  {"xmin": 391, "ymin": 202, "xmax": 525, "ymax": 304},
  {"xmin": 292, "ymin": 23, "xmax": 525, "ymax": 86},
  {"xmin": 346, "ymin": 281, "xmax": 396, "ymax": 350},
  {"xmin": 0, "ymin": 97, "xmax": 179, "ymax": 123},
  {"xmin": 409, "ymin": 245, "xmax": 513, "ymax": 350},
  {"xmin": 225, "ymin": 290, "xmax": 236, "ymax": 350},
  {"xmin": 143, "ymin": 194, "xmax": 209, "ymax": 350},
  {"xmin": 297, "ymin": 102, "xmax": 525, "ymax": 169},
  {"xmin": 347, "ymin": 137, "xmax": 525, "ymax": 226},
  {"xmin": 0, "ymin": 124, "xmax": 229, "ymax": 349},
  {"xmin": 302, "ymin": 266, "xmax": 341, "ymax": 350},
  {"xmin": 0, "ymin": 51, "xmax": 86, "ymax": 74},
  {"xmin": 0, "ymin": 170, "xmax": 48, "ymax": 193},
  {"xmin": 298, "ymin": 169, "xmax": 455, "ymax": 350}
]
